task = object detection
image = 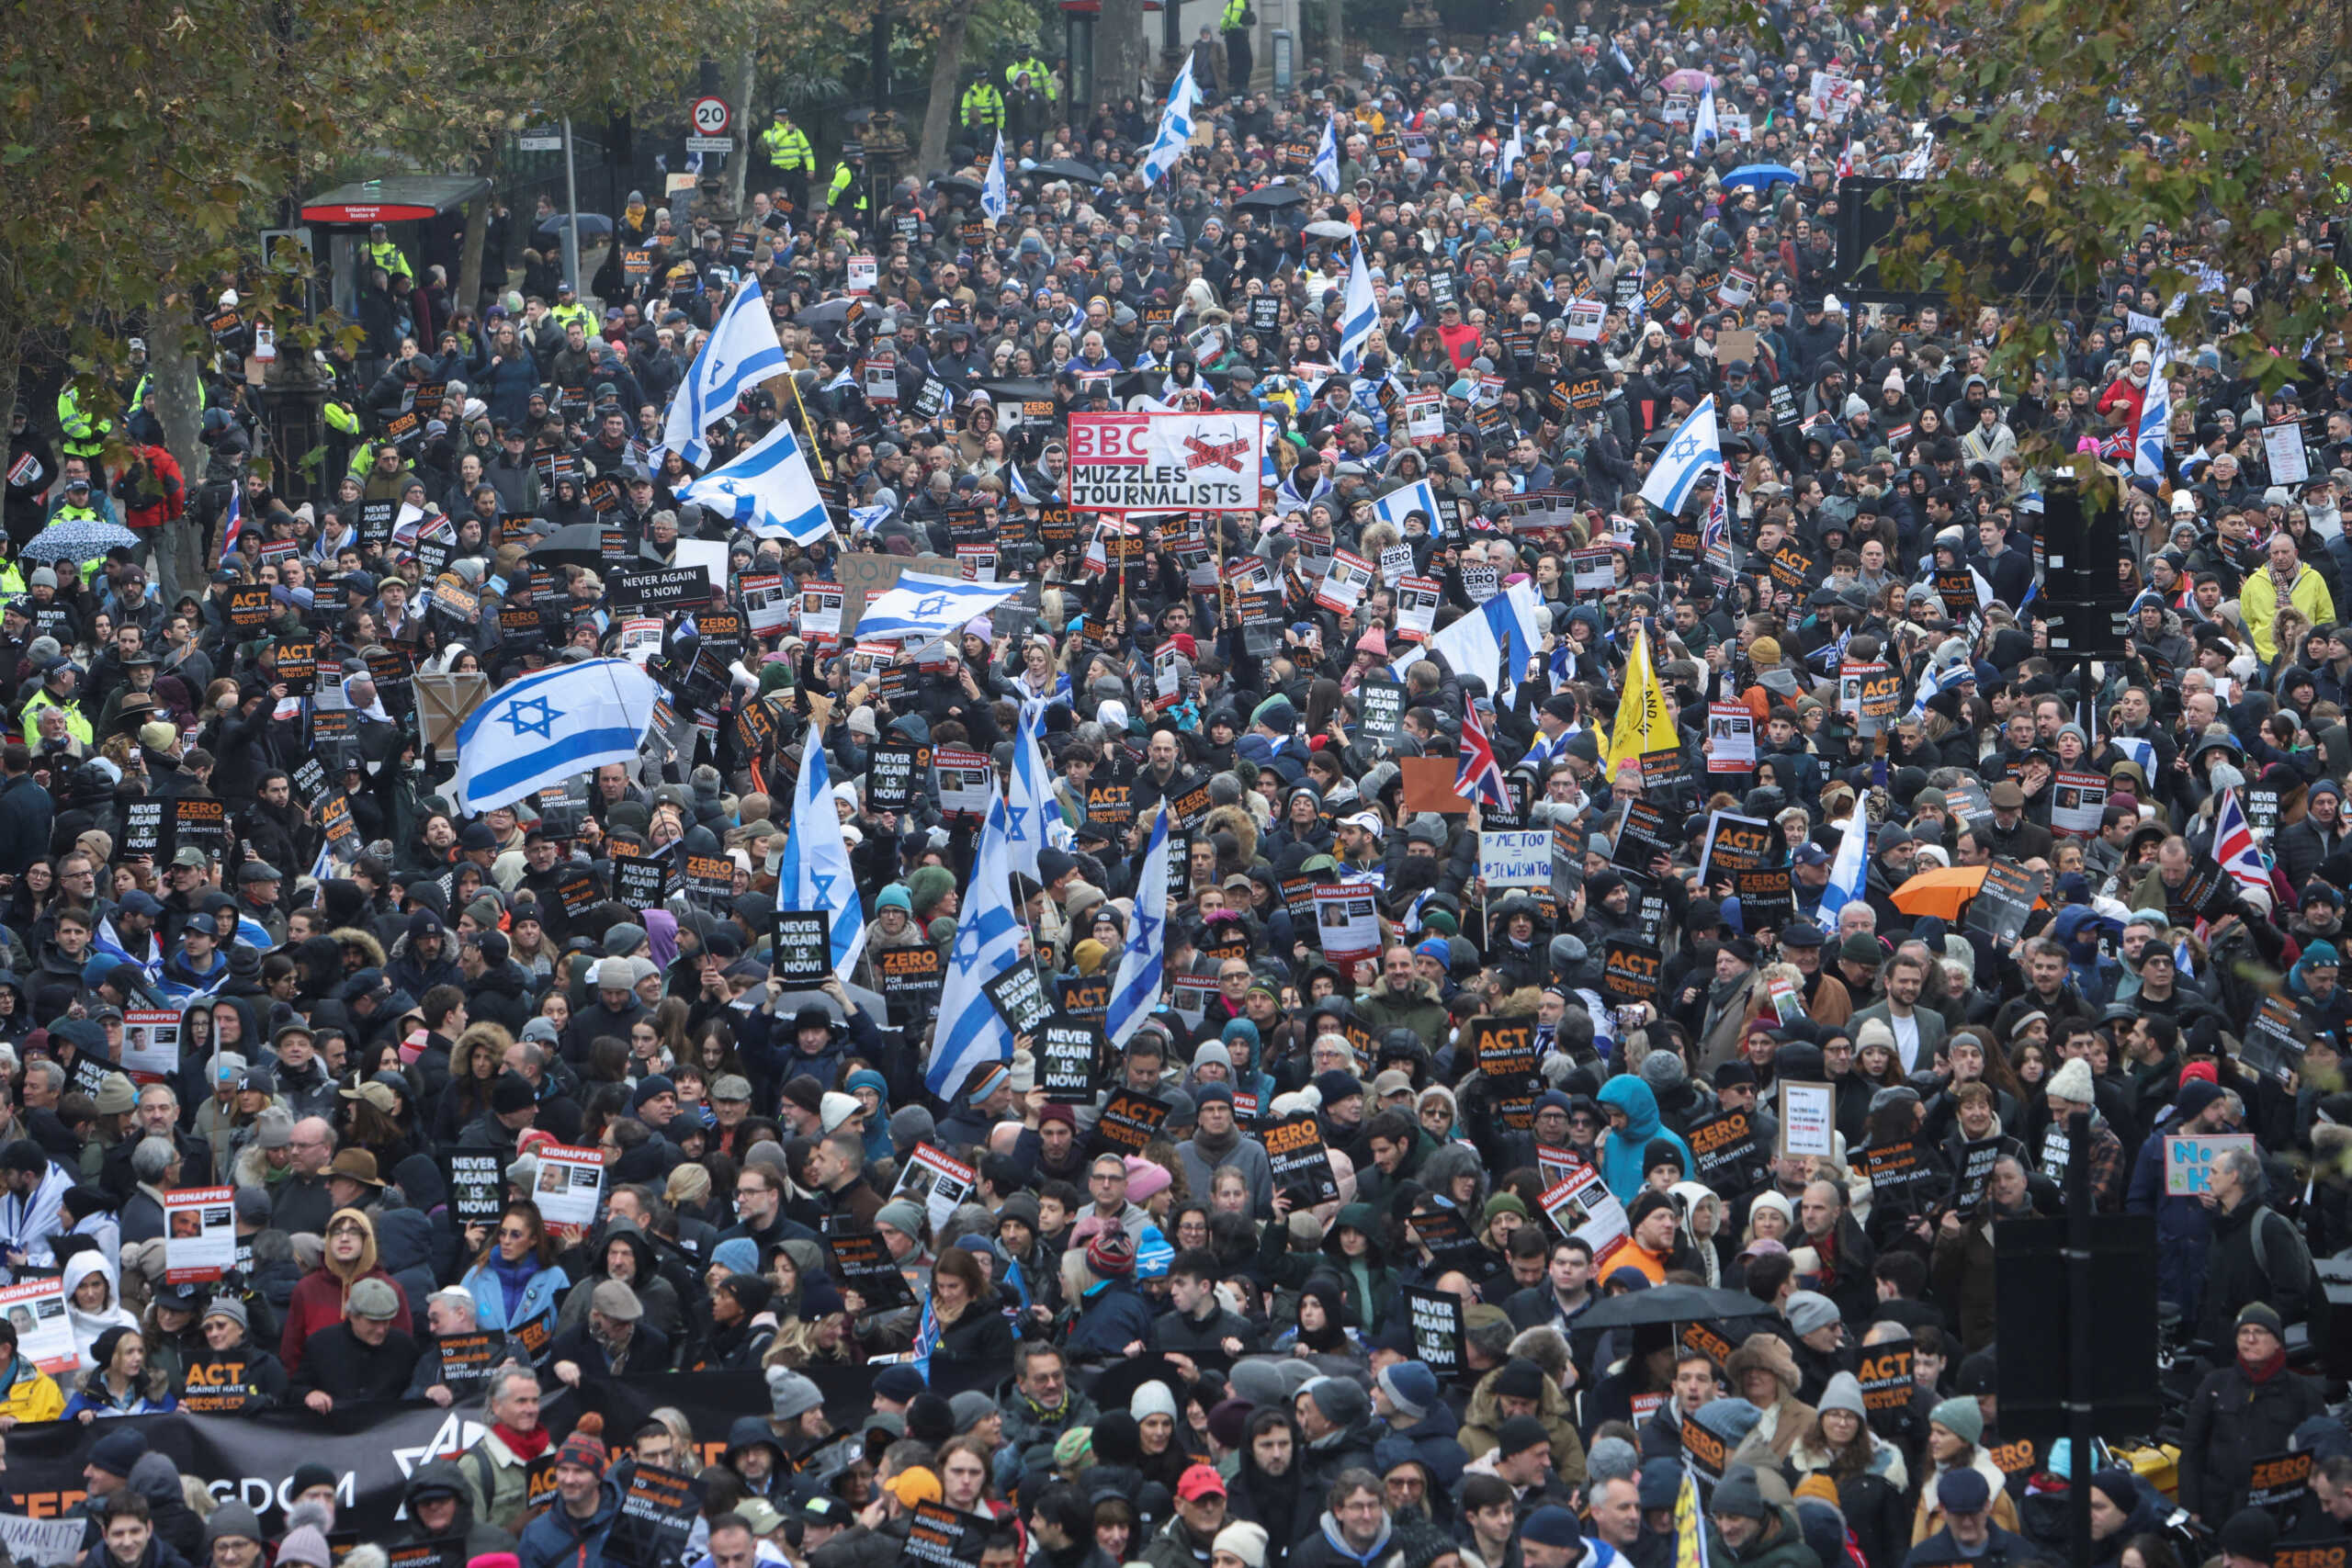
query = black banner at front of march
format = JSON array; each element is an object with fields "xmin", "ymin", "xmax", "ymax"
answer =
[
  {"xmin": 982, "ymin": 965, "xmax": 1055, "ymax": 1035},
  {"xmin": 1967, "ymin": 858, "xmax": 2045, "ymax": 944},
  {"xmin": 1090, "ymin": 1091, "xmax": 1170, "ymax": 1156},
  {"xmin": 604, "ymin": 1464, "xmax": 705, "ymax": 1568},
  {"xmin": 1263, "ymin": 1114, "xmax": 1339, "ymax": 1203},
  {"xmin": 771, "ymin": 911, "xmax": 833, "ymax": 987},
  {"xmin": 827, "ymin": 1232, "xmax": 915, "ymax": 1310},
  {"xmin": 1403, "ymin": 1286, "xmax": 1464, "ymax": 1377},
  {"xmin": 1037, "ymin": 1015, "xmax": 1101, "ymax": 1102}
]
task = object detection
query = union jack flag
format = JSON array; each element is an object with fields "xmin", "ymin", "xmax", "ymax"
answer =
[
  {"xmin": 1456, "ymin": 700, "xmax": 1513, "ymax": 814},
  {"xmin": 219, "ymin": 489, "xmax": 243, "ymax": 561},
  {"xmin": 2214, "ymin": 786, "xmax": 2283, "ymax": 906}
]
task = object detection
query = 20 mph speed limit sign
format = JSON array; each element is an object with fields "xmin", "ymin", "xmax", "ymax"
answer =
[{"xmin": 690, "ymin": 96, "xmax": 731, "ymax": 135}]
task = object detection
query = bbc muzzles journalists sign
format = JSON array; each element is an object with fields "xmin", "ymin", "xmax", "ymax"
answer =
[{"xmin": 1067, "ymin": 412, "xmax": 1264, "ymax": 513}]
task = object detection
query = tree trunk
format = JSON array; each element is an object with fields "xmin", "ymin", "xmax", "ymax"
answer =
[
  {"xmin": 1326, "ymin": 0, "xmax": 1344, "ymax": 74},
  {"xmin": 727, "ymin": 49, "xmax": 758, "ymax": 219},
  {"xmin": 457, "ymin": 142, "xmax": 501, "ymax": 317},
  {"xmin": 918, "ymin": 0, "xmax": 983, "ymax": 179},
  {"xmin": 148, "ymin": 305, "xmax": 210, "ymax": 604}
]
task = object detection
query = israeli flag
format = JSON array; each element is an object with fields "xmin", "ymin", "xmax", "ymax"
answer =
[
  {"xmin": 1336, "ymin": 240, "xmax": 1380, "ymax": 375},
  {"xmin": 856, "ymin": 571, "xmax": 1023, "ymax": 643},
  {"xmin": 1107, "ymin": 804, "xmax": 1172, "ymax": 1049},
  {"xmin": 1371, "ymin": 477, "xmax": 1442, "ymax": 536},
  {"xmin": 1637, "ymin": 398, "xmax": 1723, "ymax": 516},
  {"xmin": 1500, "ymin": 110, "xmax": 1524, "ymax": 185},
  {"xmin": 1817, "ymin": 810, "xmax": 1870, "ymax": 922},
  {"xmin": 1907, "ymin": 657, "xmax": 1975, "ymax": 721},
  {"xmin": 981, "ymin": 131, "xmax": 1011, "ymax": 221},
  {"xmin": 1389, "ymin": 579, "xmax": 1542, "ymax": 700},
  {"xmin": 775, "ymin": 738, "xmax": 870, "ymax": 987},
  {"xmin": 2134, "ymin": 356, "xmax": 2171, "ymax": 479},
  {"xmin": 1313, "ymin": 117, "xmax": 1340, "ymax": 194},
  {"xmin": 924, "ymin": 790, "xmax": 1025, "ymax": 1097},
  {"xmin": 1692, "ymin": 87, "xmax": 1718, "ymax": 153},
  {"xmin": 678, "ymin": 417, "xmax": 835, "ymax": 546},
  {"xmin": 1142, "ymin": 55, "xmax": 1202, "ymax": 186},
  {"xmin": 659, "ymin": 276, "xmax": 786, "ymax": 470},
  {"xmin": 452, "ymin": 659, "xmax": 662, "ymax": 813},
  {"xmin": 1004, "ymin": 704, "xmax": 1057, "ymax": 882}
]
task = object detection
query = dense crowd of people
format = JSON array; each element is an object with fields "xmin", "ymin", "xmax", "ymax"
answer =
[{"xmin": 4, "ymin": 6, "xmax": 2352, "ymax": 1568}]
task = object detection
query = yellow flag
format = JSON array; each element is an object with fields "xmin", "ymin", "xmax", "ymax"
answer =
[
  {"xmin": 1673, "ymin": 1471, "xmax": 1712, "ymax": 1568},
  {"xmin": 1605, "ymin": 624, "xmax": 1679, "ymax": 773}
]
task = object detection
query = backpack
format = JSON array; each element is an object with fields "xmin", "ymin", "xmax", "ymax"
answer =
[{"xmin": 2246, "ymin": 1202, "xmax": 2329, "ymax": 1354}]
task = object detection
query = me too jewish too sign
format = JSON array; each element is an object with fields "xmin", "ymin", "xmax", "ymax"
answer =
[{"xmin": 1068, "ymin": 412, "xmax": 1263, "ymax": 513}]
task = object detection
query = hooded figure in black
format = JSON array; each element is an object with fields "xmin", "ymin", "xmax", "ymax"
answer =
[{"xmin": 388, "ymin": 1459, "xmax": 517, "ymax": 1559}]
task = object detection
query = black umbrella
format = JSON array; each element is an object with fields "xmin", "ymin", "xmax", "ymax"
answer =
[
  {"xmin": 1235, "ymin": 183, "xmax": 1310, "ymax": 210},
  {"xmin": 533, "ymin": 212, "xmax": 615, "ymax": 239},
  {"xmin": 933, "ymin": 174, "xmax": 985, "ymax": 198},
  {"xmin": 1571, "ymin": 1282, "xmax": 1777, "ymax": 1330},
  {"xmin": 526, "ymin": 522, "xmax": 616, "ymax": 570},
  {"xmin": 792, "ymin": 299, "xmax": 857, "ymax": 330},
  {"xmin": 1026, "ymin": 158, "xmax": 1100, "ymax": 184}
]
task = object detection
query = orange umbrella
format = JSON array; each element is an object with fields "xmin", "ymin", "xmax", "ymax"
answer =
[
  {"xmin": 1889, "ymin": 864, "xmax": 1992, "ymax": 920},
  {"xmin": 1889, "ymin": 864, "xmax": 2052, "ymax": 920}
]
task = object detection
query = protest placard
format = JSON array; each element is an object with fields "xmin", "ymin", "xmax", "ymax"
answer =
[
  {"xmin": 530, "ymin": 1144, "xmax": 605, "ymax": 1226},
  {"xmin": 162, "ymin": 1187, "xmax": 236, "ymax": 1282}
]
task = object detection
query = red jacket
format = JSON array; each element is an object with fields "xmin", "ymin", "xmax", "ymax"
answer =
[
  {"xmin": 1439, "ymin": 321, "xmax": 1481, "ymax": 367},
  {"xmin": 278, "ymin": 1263, "xmax": 413, "ymax": 1371},
  {"xmin": 115, "ymin": 446, "xmax": 185, "ymax": 530}
]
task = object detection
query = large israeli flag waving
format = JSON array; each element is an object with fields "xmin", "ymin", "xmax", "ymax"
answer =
[
  {"xmin": 981, "ymin": 131, "xmax": 1011, "ymax": 222},
  {"xmin": 1142, "ymin": 56, "xmax": 1203, "ymax": 186},
  {"xmin": 2133, "ymin": 357, "xmax": 2172, "ymax": 480},
  {"xmin": 660, "ymin": 276, "xmax": 786, "ymax": 470},
  {"xmin": 452, "ymin": 660, "xmax": 661, "ymax": 813},
  {"xmin": 1106, "ymin": 804, "xmax": 1171, "ymax": 1048},
  {"xmin": 775, "ymin": 739, "xmax": 869, "ymax": 987},
  {"xmin": 856, "ymin": 572, "xmax": 1023, "ymax": 643},
  {"xmin": 1336, "ymin": 241, "xmax": 1379, "ymax": 375},
  {"xmin": 1637, "ymin": 398, "xmax": 1723, "ymax": 516},
  {"xmin": 678, "ymin": 417, "xmax": 834, "ymax": 545},
  {"xmin": 924, "ymin": 790, "xmax": 1025, "ymax": 1097}
]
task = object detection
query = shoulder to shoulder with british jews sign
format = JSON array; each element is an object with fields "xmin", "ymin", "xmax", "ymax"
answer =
[{"xmin": 1067, "ymin": 412, "xmax": 1263, "ymax": 513}]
